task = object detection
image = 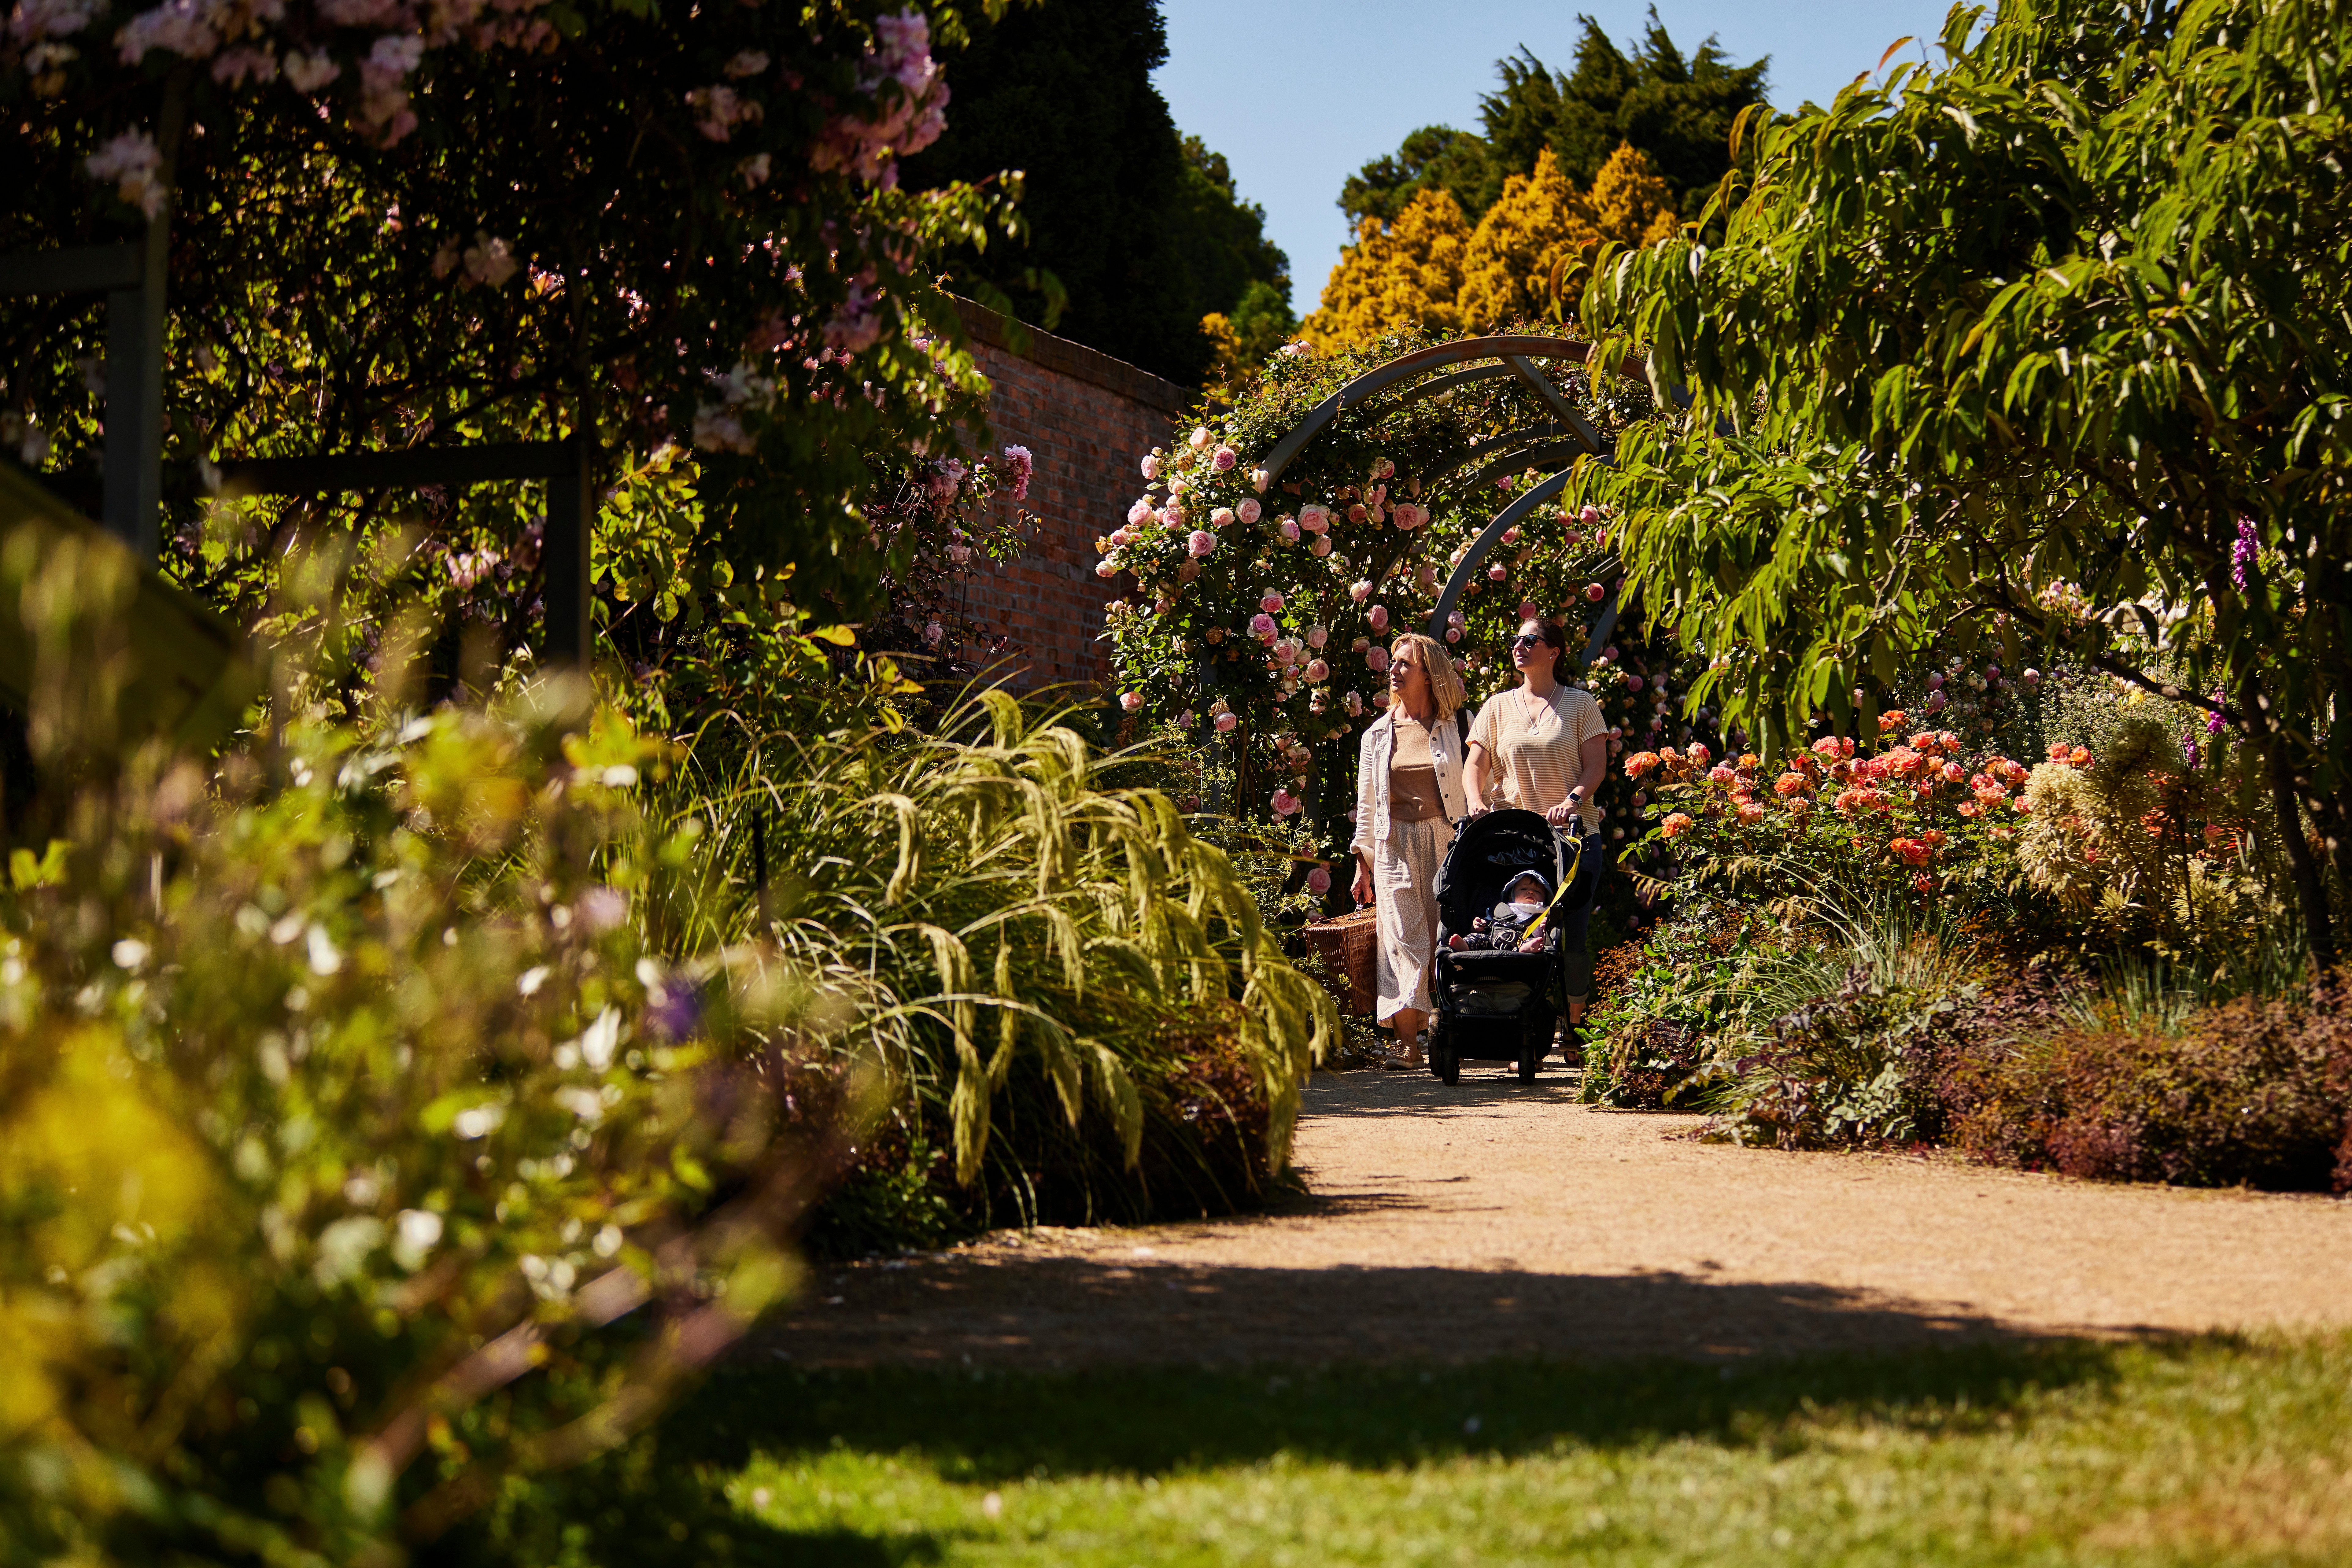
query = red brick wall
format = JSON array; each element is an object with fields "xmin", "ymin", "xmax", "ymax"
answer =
[{"xmin": 952, "ymin": 298, "xmax": 1190, "ymax": 692}]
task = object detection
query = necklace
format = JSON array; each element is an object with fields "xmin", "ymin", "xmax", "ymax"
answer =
[{"xmin": 1518, "ymin": 682, "xmax": 1555, "ymax": 725}]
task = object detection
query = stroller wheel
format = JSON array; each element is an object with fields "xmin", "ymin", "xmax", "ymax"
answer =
[
  {"xmin": 1431, "ymin": 1044, "xmax": 1459, "ymax": 1085},
  {"xmin": 1516, "ymin": 1046, "xmax": 1539, "ymax": 1083}
]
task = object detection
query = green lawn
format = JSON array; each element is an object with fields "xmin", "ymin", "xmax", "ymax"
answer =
[{"xmin": 459, "ymin": 1333, "xmax": 2352, "ymax": 1567}]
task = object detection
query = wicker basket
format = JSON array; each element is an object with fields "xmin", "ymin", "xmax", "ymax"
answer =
[{"xmin": 1302, "ymin": 907, "xmax": 1380, "ymax": 1016}]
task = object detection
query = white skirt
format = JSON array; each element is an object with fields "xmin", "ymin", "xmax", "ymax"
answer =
[{"xmin": 1372, "ymin": 817, "xmax": 1452, "ymax": 1024}]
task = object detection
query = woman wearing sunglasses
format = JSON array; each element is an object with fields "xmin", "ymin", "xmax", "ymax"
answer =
[{"xmin": 1465, "ymin": 617, "xmax": 1611, "ymax": 1037}]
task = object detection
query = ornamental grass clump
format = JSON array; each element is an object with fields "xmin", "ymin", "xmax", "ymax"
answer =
[{"xmin": 644, "ymin": 686, "xmax": 1337, "ymax": 1236}]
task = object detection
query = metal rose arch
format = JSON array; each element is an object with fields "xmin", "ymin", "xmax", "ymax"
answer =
[{"xmin": 1251, "ymin": 334, "xmax": 1657, "ymax": 672}]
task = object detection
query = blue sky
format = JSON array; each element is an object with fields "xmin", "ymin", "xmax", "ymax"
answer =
[{"xmin": 1156, "ymin": 0, "xmax": 1974, "ymax": 316}]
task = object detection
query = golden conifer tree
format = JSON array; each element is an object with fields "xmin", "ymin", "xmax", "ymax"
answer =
[
  {"xmin": 1301, "ymin": 188, "xmax": 1471, "ymax": 350},
  {"xmin": 1589, "ymin": 141, "xmax": 1681, "ymax": 251},
  {"xmin": 1456, "ymin": 148, "xmax": 1600, "ymax": 330}
]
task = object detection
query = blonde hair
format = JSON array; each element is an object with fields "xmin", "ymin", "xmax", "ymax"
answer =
[{"xmin": 1389, "ymin": 632, "xmax": 1467, "ymax": 721}]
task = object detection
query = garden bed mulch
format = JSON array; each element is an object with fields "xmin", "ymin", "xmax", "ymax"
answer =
[{"xmin": 755, "ymin": 1068, "xmax": 2352, "ymax": 1371}]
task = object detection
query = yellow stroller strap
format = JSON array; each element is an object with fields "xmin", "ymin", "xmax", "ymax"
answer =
[{"xmin": 1518, "ymin": 834, "xmax": 1585, "ymax": 944}]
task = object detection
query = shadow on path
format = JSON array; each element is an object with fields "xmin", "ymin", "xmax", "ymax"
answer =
[{"xmin": 758, "ymin": 1253, "xmax": 2157, "ymax": 1371}]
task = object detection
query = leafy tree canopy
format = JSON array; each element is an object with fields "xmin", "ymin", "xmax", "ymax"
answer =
[
  {"xmin": 1575, "ymin": 0, "xmax": 2352, "ymax": 966},
  {"xmin": 1341, "ymin": 9, "xmax": 1768, "ymax": 228},
  {"xmin": 1306, "ymin": 144, "xmax": 1674, "ymax": 346},
  {"xmin": 902, "ymin": 0, "xmax": 1287, "ymax": 385}
]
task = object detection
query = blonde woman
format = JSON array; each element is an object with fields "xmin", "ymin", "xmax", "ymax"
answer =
[
  {"xmin": 1465, "ymin": 616, "xmax": 1611, "ymax": 1032},
  {"xmin": 1349, "ymin": 632, "xmax": 1470, "ymax": 1068}
]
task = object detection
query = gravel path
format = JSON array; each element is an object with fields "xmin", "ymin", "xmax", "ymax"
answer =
[{"xmin": 765, "ymin": 1066, "xmax": 2352, "ymax": 1368}]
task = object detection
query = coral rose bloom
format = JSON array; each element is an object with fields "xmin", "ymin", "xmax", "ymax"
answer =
[
  {"xmin": 1660, "ymin": 812, "xmax": 1695, "ymax": 839},
  {"xmin": 1623, "ymin": 752, "xmax": 1659, "ymax": 780},
  {"xmin": 1735, "ymin": 801, "xmax": 1766, "ymax": 825},
  {"xmin": 1773, "ymin": 772, "xmax": 1810, "ymax": 796}
]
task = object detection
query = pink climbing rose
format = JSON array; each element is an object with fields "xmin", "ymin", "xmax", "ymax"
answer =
[{"xmin": 1187, "ymin": 529, "xmax": 1216, "ymax": 557}]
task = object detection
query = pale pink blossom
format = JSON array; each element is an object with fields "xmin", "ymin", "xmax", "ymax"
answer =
[
  {"xmin": 1343, "ymin": 690, "xmax": 1364, "ymax": 716},
  {"xmin": 1141, "ymin": 454, "xmax": 1162, "ymax": 480},
  {"xmin": 1250, "ymin": 468, "xmax": 1271, "ymax": 493},
  {"xmin": 1000, "ymin": 445, "xmax": 1032, "ymax": 499},
  {"xmin": 1187, "ymin": 529, "xmax": 1216, "ymax": 557},
  {"xmin": 1368, "ymin": 604, "xmax": 1389, "ymax": 632},
  {"xmin": 1486, "ymin": 564, "xmax": 1507, "ymax": 581},
  {"xmin": 1374, "ymin": 689, "xmax": 1392, "ymax": 708},
  {"xmin": 1271, "ymin": 788, "xmax": 1301, "ymax": 818},
  {"xmin": 1249, "ymin": 612, "xmax": 1278, "ymax": 640},
  {"xmin": 1279, "ymin": 519, "xmax": 1300, "ymax": 543},
  {"xmin": 284, "ymin": 49, "xmax": 338, "ymax": 91},
  {"xmin": 1237, "ymin": 498, "xmax": 1261, "ymax": 525},
  {"xmin": 1306, "ymin": 865, "xmax": 1332, "ymax": 896},
  {"xmin": 1311, "ymin": 536, "xmax": 1332, "ymax": 556},
  {"xmin": 84, "ymin": 129, "xmax": 164, "ymax": 217},
  {"xmin": 1127, "ymin": 499, "xmax": 1153, "ymax": 525},
  {"xmin": 210, "ymin": 44, "xmax": 277, "ymax": 84},
  {"xmin": 1306, "ymin": 625, "xmax": 1328, "ymax": 648},
  {"xmin": 1211, "ymin": 445, "xmax": 1238, "ymax": 471},
  {"xmin": 1215, "ymin": 711, "xmax": 1239, "ymax": 733},
  {"xmin": 1518, "ymin": 600, "xmax": 1540, "ymax": 620},
  {"xmin": 1298, "ymin": 504, "xmax": 1329, "ymax": 534},
  {"xmin": 1580, "ymin": 504, "xmax": 1601, "ymax": 523},
  {"xmin": 1584, "ymin": 582, "xmax": 1605, "ymax": 601},
  {"xmin": 1120, "ymin": 692, "xmax": 1143, "ymax": 712},
  {"xmin": 1189, "ymin": 426, "xmax": 1213, "ymax": 450},
  {"xmin": 1261, "ymin": 591, "xmax": 1284, "ymax": 613},
  {"xmin": 1211, "ymin": 506, "xmax": 1235, "ymax": 528},
  {"xmin": 1366, "ymin": 645, "xmax": 1390, "ymax": 673},
  {"xmin": 1305, "ymin": 658, "xmax": 1330, "ymax": 682},
  {"xmin": 1349, "ymin": 580, "xmax": 1372, "ymax": 603}
]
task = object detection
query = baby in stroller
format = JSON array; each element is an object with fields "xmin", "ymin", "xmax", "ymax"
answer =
[{"xmin": 1446, "ymin": 870, "xmax": 1550, "ymax": 952}]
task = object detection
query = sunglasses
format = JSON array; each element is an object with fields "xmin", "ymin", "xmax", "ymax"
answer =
[{"xmin": 1511, "ymin": 633, "xmax": 1550, "ymax": 649}]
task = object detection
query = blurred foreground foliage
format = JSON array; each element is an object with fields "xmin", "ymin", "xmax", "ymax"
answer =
[{"xmin": 0, "ymin": 511, "xmax": 1332, "ymax": 1565}]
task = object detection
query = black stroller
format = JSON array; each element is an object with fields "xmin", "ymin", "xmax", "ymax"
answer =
[{"xmin": 1426, "ymin": 809, "xmax": 1594, "ymax": 1085}]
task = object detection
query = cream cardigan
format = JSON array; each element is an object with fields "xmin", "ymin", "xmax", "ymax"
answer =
[{"xmin": 1349, "ymin": 707, "xmax": 1470, "ymax": 861}]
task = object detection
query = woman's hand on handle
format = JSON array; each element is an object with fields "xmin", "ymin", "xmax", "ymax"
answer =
[{"xmin": 1351, "ymin": 853, "xmax": 1374, "ymax": 909}]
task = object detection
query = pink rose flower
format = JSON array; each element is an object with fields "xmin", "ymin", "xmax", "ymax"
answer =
[
  {"xmin": 1211, "ymin": 506, "xmax": 1235, "ymax": 528},
  {"xmin": 1271, "ymin": 788, "xmax": 1300, "ymax": 818},
  {"xmin": 1250, "ymin": 612, "xmax": 1278, "ymax": 640},
  {"xmin": 1584, "ymin": 582, "xmax": 1606, "ymax": 601},
  {"xmin": 1348, "ymin": 504, "xmax": 1368, "ymax": 524},
  {"xmin": 1280, "ymin": 519, "xmax": 1301, "ymax": 543},
  {"xmin": 1212, "ymin": 445, "xmax": 1238, "ymax": 471},
  {"xmin": 1119, "ymin": 692, "xmax": 1143, "ymax": 711},
  {"xmin": 1305, "ymin": 658, "xmax": 1330, "ymax": 682},
  {"xmin": 1625, "ymin": 675, "xmax": 1644, "ymax": 692},
  {"xmin": 1261, "ymin": 591, "xmax": 1284, "ymax": 613},
  {"xmin": 1187, "ymin": 530, "xmax": 1216, "ymax": 557},
  {"xmin": 1299, "ymin": 505, "xmax": 1329, "ymax": 533},
  {"xmin": 1368, "ymin": 604, "xmax": 1390, "ymax": 631},
  {"xmin": 1238, "ymin": 498, "xmax": 1262, "ymax": 525},
  {"xmin": 1307, "ymin": 625, "xmax": 1328, "ymax": 648},
  {"xmin": 1127, "ymin": 499, "xmax": 1152, "ymax": 525},
  {"xmin": 1141, "ymin": 454, "xmax": 1161, "ymax": 480},
  {"xmin": 1190, "ymin": 426, "xmax": 1213, "ymax": 450},
  {"xmin": 1445, "ymin": 628, "xmax": 1461, "ymax": 642},
  {"xmin": 1251, "ymin": 468, "xmax": 1271, "ymax": 493},
  {"xmin": 1487, "ymin": 564, "xmax": 1507, "ymax": 581},
  {"xmin": 1305, "ymin": 865, "xmax": 1331, "ymax": 896},
  {"xmin": 1580, "ymin": 504, "xmax": 1601, "ymax": 523},
  {"xmin": 1350, "ymin": 580, "xmax": 1373, "ymax": 603},
  {"xmin": 1503, "ymin": 526, "xmax": 1521, "ymax": 544},
  {"xmin": 1344, "ymin": 691, "xmax": 1364, "ymax": 715},
  {"xmin": 1373, "ymin": 689, "xmax": 1392, "ymax": 708},
  {"xmin": 1311, "ymin": 535, "xmax": 1332, "ymax": 556},
  {"xmin": 1215, "ymin": 711, "xmax": 1239, "ymax": 733},
  {"xmin": 1518, "ymin": 600, "xmax": 1540, "ymax": 620},
  {"xmin": 1367, "ymin": 646, "xmax": 1391, "ymax": 673}
]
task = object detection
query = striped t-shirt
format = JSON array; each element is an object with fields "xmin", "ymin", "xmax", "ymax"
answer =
[{"xmin": 1468, "ymin": 684, "xmax": 1608, "ymax": 834}]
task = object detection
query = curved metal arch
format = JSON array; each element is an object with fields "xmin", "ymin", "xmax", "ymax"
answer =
[
  {"xmin": 1248, "ymin": 335, "xmax": 1646, "ymax": 678},
  {"xmin": 1257, "ymin": 335, "xmax": 1643, "ymax": 485}
]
